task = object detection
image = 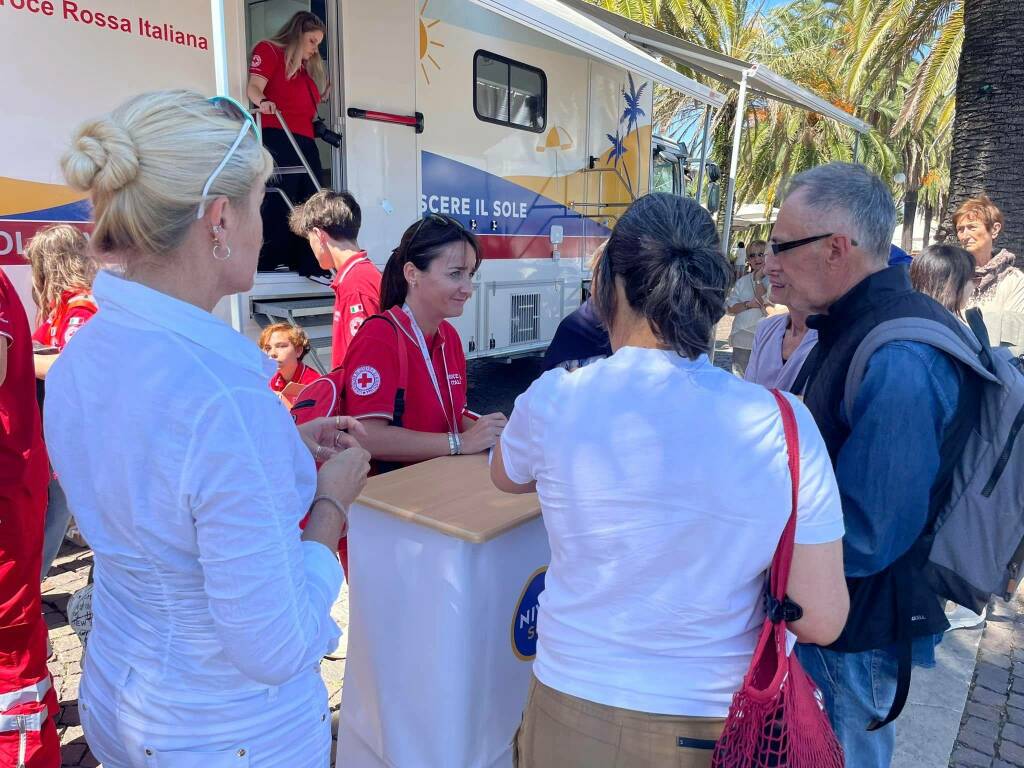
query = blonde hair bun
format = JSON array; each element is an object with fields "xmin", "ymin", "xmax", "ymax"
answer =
[{"xmin": 62, "ymin": 119, "xmax": 140, "ymax": 195}]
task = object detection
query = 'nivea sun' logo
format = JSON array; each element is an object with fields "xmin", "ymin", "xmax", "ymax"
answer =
[{"xmin": 511, "ymin": 567, "xmax": 547, "ymax": 660}]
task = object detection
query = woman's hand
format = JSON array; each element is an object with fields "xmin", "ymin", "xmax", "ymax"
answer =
[
  {"xmin": 316, "ymin": 446, "xmax": 371, "ymax": 509},
  {"xmin": 460, "ymin": 412, "xmax": 508, "ymax": 455},
  {"xmin": 298, "ymin": 416, "xmax": 367, "ymax": 463},
  {"xmin": 258, "ymin": 99, "xmax": 277, "ymax": 115}
]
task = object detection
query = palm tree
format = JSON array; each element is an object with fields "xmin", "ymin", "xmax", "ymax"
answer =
[{"xmin": 941, "ymin": 0, "xmax": 1024, "ymax": 253}]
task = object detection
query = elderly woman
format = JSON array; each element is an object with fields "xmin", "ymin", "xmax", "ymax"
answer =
[
  {"xmin": 45, "ymin": 90, "xmax": 369, "ymax": 766},
  {"xmin": 954, "ymin": 194, "xmax": 1024, "ymax": 313},
  {"xmin": 491, "ymin": 193, "xmax": 849, "ymax": 768}
]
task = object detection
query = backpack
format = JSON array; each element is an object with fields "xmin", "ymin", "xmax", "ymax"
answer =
[
  {"xmin": 837, "ymin": 307, "xmax": 1024, "ymax": 729},
  {"xmin": 290, "ymin": 314, "xmax": 408, "ymax": 429},
  {"xmin": 844, "ymin": 307, "xmax": 1024, "ymax": 613}
]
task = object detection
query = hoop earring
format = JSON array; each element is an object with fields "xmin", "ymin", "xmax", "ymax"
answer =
[{"xmin": 213, "ymin": 242, "xmax": 232, "ymax": 261}]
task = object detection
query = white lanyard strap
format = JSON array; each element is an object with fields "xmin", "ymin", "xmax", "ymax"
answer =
[{"xmin": 402, "ymin": 305, "xmax": 455, "ymax": 432}]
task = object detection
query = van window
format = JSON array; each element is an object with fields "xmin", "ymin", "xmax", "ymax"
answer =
[{"xmin": 474, "ymin": 51, "xmax": 546, "ymax": 132}]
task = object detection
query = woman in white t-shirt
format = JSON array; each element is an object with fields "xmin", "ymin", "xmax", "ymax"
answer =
[{"xmin": 492, "ymin": 193, "xmax": 849, "ymax": 768}]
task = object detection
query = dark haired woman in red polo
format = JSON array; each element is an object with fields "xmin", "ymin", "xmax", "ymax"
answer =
[{"xmin": 341, "ymin": 215, "xmax": 507, "ymax": 465}]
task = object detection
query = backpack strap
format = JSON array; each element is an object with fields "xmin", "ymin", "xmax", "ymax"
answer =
[
  {"xmin": 843, "ymin": 318, "xmax": 999, "ymax": 424},
  {"xmin": 868, "ymin": 560, "xmax": 914, "ymax": 730}
]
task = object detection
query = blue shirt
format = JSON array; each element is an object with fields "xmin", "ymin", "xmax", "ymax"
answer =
[{"xmin": 837, "ymin": 339, "xmax": 963, "ymax": 664}]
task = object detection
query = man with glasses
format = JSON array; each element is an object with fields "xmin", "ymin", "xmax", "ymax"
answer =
[{"xmin": 768, "ymin": 163, "xmax": 975, "ymax": 767}]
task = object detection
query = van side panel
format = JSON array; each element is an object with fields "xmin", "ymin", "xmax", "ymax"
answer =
[{"xmin": 341, "ymin": 0, "xmax": 420, "ymax": 264}]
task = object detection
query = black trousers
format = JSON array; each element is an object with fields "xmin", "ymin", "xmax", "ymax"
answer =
[{"xmin": 259, "ymin": 127, "xmax": 328, "ymax": 277}]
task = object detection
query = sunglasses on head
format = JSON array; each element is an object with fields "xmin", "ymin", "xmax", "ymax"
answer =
[
  {"xmin": 407, "ymin": 213, "xmax": 465, "ymax": 247},
  {"xmin": 197, "ymin": 95, "xmax": 261, "ymax": 220}
]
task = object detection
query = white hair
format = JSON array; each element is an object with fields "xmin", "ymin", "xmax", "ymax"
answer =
[{"xmin": 785, "ymin": 163, "xmax": 896, "ymax": 264}]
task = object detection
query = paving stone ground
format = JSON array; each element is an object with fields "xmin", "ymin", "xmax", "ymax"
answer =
[{"xmin": 949, "ymin": 594, "xmax": 1024, "ymax": 768}]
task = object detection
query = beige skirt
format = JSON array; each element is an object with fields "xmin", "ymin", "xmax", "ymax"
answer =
[{"xmin": 514, "ymin": 676, "xmax": 726, "ymax": 768}]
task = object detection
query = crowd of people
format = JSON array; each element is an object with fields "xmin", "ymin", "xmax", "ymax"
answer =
[{"xmin": 0, "ymin": 52, "xmax": 1022, "ymax": 768}]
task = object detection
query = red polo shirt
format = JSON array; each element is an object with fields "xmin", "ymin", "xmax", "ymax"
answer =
[
  {"xmin": 343, "ymin": 307, "xmax": 468, "ymax": 437},
  {"xmin": 249, "ymin": 41, "xmax": 321, "ymax": 138},
  {"xmin": 269, "ymin": 361, "xmax": 319, "ymax": 406},
  {"xmin": 330, "ymin": 254, "xmax": 381, "ymax": 370},
  {"xmin": 31, "ymin": 288, "xmax": 97, "ymax": 351}
]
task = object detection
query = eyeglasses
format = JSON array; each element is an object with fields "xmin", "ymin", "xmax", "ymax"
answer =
[
  {"xmin": 197, "ymin": 96, "xmax": 261, "ymax": 220},
  {"xmin": 767, "ymin": 232, "xmax": 860, "ymax": 256}
]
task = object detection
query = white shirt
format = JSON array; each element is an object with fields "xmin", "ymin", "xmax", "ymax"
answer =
[
  {"xmin": 500, "ymin": 346, "xmax": 844, "ymax": 717},
  {"xmin": 727, "ymin": 274, "xmax": 770, "ymax": 349},
  {"xmin": 44, "ymin": 272, "xmax": 342, "ymax": 743}
]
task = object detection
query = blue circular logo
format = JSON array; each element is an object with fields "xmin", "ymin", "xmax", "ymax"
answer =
[{"xmin": 511, "ymin": 567, "xmax": 547, "ymax": 660}]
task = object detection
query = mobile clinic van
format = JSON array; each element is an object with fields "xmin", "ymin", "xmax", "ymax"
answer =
[{"xmin": 1, "ymin": 0, "xmax": 724, "ymax": 365}]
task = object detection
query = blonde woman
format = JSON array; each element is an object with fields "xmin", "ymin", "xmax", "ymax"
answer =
[
  {"xmin": 247, "ymin": 11, "xmax": 330, "ymax": 276},
  {"xmin": 28, "ymin": 224, "xmax": 97, "ymax": 379},
  {"xmin": 26, "ymin": 224, "xmax": 98, "ymax": 576},
  {"xmin": 45, "ymin": 90, "xmax": 369, "ymax": 766}
]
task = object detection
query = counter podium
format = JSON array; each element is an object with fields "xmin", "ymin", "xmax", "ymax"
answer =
[{"xmin": 336, "ymin": 454, "xmax": 550, "ymax": 768}]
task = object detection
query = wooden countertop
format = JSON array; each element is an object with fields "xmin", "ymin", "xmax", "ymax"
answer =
[{"xmin": 355, "ymin": 454, "xmax": 541, "ymax": 543}]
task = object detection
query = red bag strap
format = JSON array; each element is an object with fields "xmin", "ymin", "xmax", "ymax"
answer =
[{"xmin": 768, "ymin": 389, "xmax": 800, "ymax": 603}]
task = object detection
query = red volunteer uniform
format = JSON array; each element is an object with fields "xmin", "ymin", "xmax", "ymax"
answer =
[
  {"xmin": 330, "ymin": 253, "xmax": 381, "ymax": 370},
  {"xmin": 249, "ymin": 41, "xmax": 320, "ymax": 138},
  {"xmin": 0, "ymin": 270, "xmax": 60, "ymax": 766},
  {"xmin": 269, "ymin": 360, "xmax": 319, "ymax": 406},
  {"xmin": 32, "ymin": 288, "xmax": 98, "ymax": 350},
  {"xmin": 343, "ymin": 306, "xmax": 469, "ymax": 439}
]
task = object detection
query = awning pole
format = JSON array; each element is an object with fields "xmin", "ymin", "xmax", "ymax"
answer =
[
  {"xmin": 721, "ymin": 69, "xmax": 749, "ymax": 257},
  {"xmin": 853, "ymin": 133, "xmax": 861, "ymax": 163},
  {"xmin": 210, "ymin": 0, "xmax": 229, "ymax": 96},
  {"xmin": 695, "ymin": 105, "xmax": 712, "ymax": 204}
]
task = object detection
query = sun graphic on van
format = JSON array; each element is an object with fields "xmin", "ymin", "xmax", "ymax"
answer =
[{"xmin": 419, "ymin": 0, "xmax": 444, "ymax": 83}]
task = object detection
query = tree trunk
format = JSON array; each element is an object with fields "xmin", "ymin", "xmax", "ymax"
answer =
[
  {"xmin": 939, "ymin": 0, "xmax": 1024, "ymax": 254},
  {"xmin": 923, "ymin": 202, "xmax": 934, "ymax": 248},
  {"xmin": 902, "ymin": 187, "xmax": 919, "ymax": 252}
]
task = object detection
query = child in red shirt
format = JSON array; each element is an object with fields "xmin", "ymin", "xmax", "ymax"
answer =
[
  {"xmin": 259, "ymin": 322, "xmax": 320, "ymax": 406},
  {"xmin": 289, "ymin": 190, "xmax": 381, "ymax": 369}
]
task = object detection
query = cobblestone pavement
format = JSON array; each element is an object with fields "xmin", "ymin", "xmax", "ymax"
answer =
[{"xmin": 950, "ymin": 594, "xmax": 1024, "ymax": 767}]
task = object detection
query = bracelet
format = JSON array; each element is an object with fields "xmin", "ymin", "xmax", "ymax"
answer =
[
  {"xmin": 454, "ymin": 431, "xmax": 462, "ymax": 455},
  {"xmin": 312, "ymin": 494, "xmax": 348, "ymax": 520},
  {"xmin": 447, "ymin": 432, "xmax": 457, "ymax": 456},
  {"xmin": 259, "ymin": 97, "xmax": 269, "ymax": 105}
]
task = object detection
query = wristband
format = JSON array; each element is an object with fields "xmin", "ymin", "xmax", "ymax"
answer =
[
  {"xmin": 312, "ymin": 494, "xmax": 347, "ymax": 520},
  {"xmin": 259, "ymin": 97, "xmax": 269, "ymax": 105}
]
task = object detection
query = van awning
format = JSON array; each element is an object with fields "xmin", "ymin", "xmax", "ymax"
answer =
[
  {"xmin": 558, "ymin": 0, "xmax": 870, "ymax": 134},
  {"xmin": 467, "ymin": 0, "xmax": 726, "ymax": 108}
]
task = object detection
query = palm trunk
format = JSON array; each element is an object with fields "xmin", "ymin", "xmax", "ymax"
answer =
[
  {"xmin": 923, "ymin": 202, "xmax": 934, "ymax": 248},
  {"xmin": 902, "ymin": 187, "xmax": 919, "ymax": 252},
  {"xmin": 939, "ymin": 0, "xmax": 1024, "ymax": 254}
]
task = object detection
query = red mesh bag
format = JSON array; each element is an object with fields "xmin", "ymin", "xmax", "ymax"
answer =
[{"xmin": 711, "ymin": 390, "xmax": 844, "ymax": 768}]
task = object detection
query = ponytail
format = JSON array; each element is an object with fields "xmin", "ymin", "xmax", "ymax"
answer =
[
  {"xmin": 594, "ymin": 193, "xmax": 731, "ymax": 359},
  {"xmin": 380, "ymin": 215, "xmax": 481, "ymax": 310}
]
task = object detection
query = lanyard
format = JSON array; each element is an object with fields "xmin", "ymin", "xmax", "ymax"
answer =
[{"xmin": 402, "ymin": 305, "xmax": 457, "ymax": 433}]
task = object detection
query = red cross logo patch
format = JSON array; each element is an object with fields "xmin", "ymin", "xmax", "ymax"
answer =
[{"xmin": 351, "ymin": 365, "xmax": 381, "ymax": 396}]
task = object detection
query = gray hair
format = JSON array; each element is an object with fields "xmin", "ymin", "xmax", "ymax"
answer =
[
  {"xmin": 784, "ymin": 163, "xmax": 896, "ymax": 264},
  {"xmin": 593, "ymin": 192, "xmax": 732, "ymax": 360}
]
